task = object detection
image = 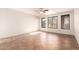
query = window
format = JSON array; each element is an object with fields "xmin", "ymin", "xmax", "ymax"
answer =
[
  {"xmin": 41, "ymin": 17, "xmax": 46, "ymax": 28},
  {"xmin": 48, "ymin": 17, "xmax": 53, "ymax": 28},
  {"xmin": 61, "ymin": 14, "xmax": 70, "ymax": 29},
  {"xmin": 48, "ymin": 16, "xmax": 58, "ymax": 29}
]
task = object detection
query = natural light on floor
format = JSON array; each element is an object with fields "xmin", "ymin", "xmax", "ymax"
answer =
[{"xmin": 29, "ymin": 31, "xmax": 41, "ymax": 35}]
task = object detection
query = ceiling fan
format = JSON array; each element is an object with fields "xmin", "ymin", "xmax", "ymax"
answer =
[{"xmin": 39, "ymin": 8, "xmax": 49, "ymax": 13}]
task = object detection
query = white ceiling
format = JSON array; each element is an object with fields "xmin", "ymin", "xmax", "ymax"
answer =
[
  {"xmin": 11, "ymin": 8, "xmax": 40, "ymax": 16},
  {"xmin": 44, "ymin": 8, "xmax": 73, "ymax": 15},
  {"xmin": 11, "ymin": 8, "xmax": 74, "ymax": 16}
]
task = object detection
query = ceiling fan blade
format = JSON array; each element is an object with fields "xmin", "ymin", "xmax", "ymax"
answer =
[{"xmin": 44, "ymin": 10, "xmax": 48, "ymax": 11}]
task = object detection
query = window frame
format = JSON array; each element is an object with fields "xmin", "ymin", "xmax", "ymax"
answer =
[
  {"xmin": 61, "ymin": 14, "xmax": 70, "ymax": 30},
  {"xmin": 48, "ymin": 16, "xmax": 58, "ymax": 29},
  {"xmin": 41, "ymin": 17, "xmax": 46, "ymax": 28}
]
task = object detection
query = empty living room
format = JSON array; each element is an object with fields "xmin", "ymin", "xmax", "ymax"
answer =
[{"xmin": 0, "ymin": 8, "xmax": 79, "ymax": 50}]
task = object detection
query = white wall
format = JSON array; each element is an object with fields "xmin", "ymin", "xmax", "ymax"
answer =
[
  {"xmin": 74, "ymin": 9, "xmax": 79, "ymax": 44},
  {"xmin": 0, "ymin": 8, "xmax": 39, "ymax": 38},
  {"xmin": 40, "ymin": 10, "xmax": 74, "ymax": 35}
]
